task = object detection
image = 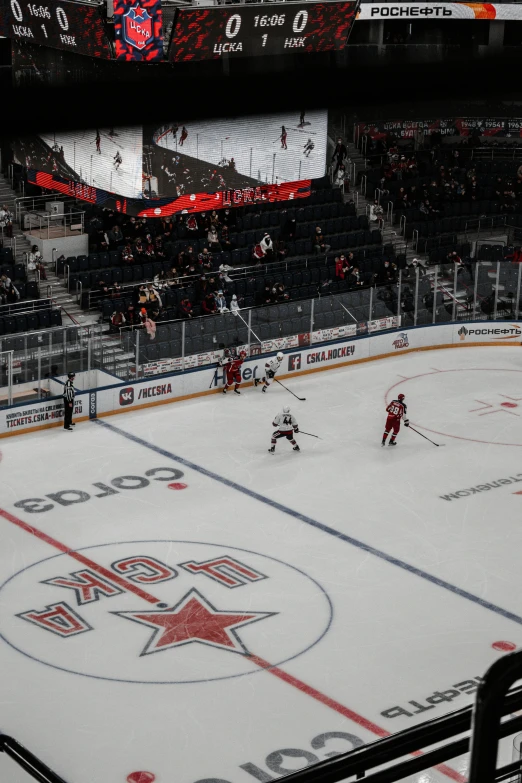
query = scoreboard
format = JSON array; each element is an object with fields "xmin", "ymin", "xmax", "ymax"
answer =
[
  {"xmin": 170, "ymin": 2, "xmax": 358, "ymax": 62},
  {"xmin": 0, "ymin": 0, "xmax": 359, "ymax": 60}
]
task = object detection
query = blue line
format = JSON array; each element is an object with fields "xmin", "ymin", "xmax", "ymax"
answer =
[{"xmin": 95, "ymin": 418, "xmax": 522, "ymax": 627}]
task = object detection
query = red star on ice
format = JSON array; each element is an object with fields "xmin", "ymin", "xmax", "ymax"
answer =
[{"xmin": 113, "ymin": 589, "xmax": 276, "ymax": 656}]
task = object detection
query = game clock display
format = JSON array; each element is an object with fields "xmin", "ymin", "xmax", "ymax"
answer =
[
  {"xmin": 169, "ymin": 0, "xmax": 359, "ymax": 61},
  {"xmin": 1, "ymin": 0, "xmax": 112, "ymax": 57}
]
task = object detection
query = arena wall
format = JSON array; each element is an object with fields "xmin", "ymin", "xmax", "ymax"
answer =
[{"xmin": 1, "ymin": 321, "xmax": 520, "ymax": 437}]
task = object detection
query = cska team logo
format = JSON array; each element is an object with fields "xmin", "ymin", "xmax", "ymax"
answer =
[{"xmin": 123, "ymin": 5, "xmax": 153, "ymax": 50}]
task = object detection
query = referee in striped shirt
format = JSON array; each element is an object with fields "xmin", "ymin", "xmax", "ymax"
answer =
[{"xmin": 63, "ymin": 372, "xmax": 76, "ymax": 431}]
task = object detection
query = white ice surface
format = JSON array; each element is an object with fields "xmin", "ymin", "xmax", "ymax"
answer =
[
  {"xmin": 154, "ymin": 110, "xmax": 327, "ymax": 184},
  {"xmin": 40, "ymin": 127, "xmax": 143, "ymax": 197},
  {"xmin": 1, "ymin": 346, "xmax": 522, "ymax": 783}
]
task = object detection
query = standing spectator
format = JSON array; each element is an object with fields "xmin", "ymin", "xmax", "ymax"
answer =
[
  {"xmin": 108, "ymin": 225, "xmax": 124, "ymax": 248},
  {"xmin": 260, "ymin": 233, "xmax": 274, "ymax": 259},
  {"xmin": 370, "ymin": 200, "xmax": 384, "ymax": 229},
  {"xmin": 110, "ymin": 310, "xmax": 126, "ymax": 333},
  {"xmin": 313, "ymin": 227, "xmax": 331, "ymax": 255},
  {"xmin": 0, "ymin": 204, "xmax": 13, "ymax": 238},
  {"xmin": 331, "ymin": 137, "xmax": 347, "ymax": 176},
  {"xmin": 63, "ymin": 371, "xmax": 76, "ymax": 431}
]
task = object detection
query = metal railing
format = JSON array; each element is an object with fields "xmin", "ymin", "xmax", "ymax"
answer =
[
  {"xmin": 24, "ymin": 209, "xmax": 85, "ymax": 240},
  {"xmin": 14, "ymin": 194, "xmax": 76, "ymax": 225}
]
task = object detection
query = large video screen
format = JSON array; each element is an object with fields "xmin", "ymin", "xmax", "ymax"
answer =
[
  {"xmin": 14, "ymin": 110, "xmax": 326, "ymax": 214},
  {"xmin": 13, "ymin": 127, "xmax": 143, "ymax": 199},
  {"xmin": 146, "ymin": 109, "xmax": 327, "ymax": 198}
]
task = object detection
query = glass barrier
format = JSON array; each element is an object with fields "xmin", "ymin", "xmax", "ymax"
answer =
[{"xmin": 1, "ymin": 261, "xmax": 522, "ymax": 404}]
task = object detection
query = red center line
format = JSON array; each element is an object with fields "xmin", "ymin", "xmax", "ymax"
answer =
[
  {"xmin": 249, "ymin": 655, "xmax": 467, "ymax": 783},
  {"xmin": 0, "ymin": 507, "xmax": 160, "ymax": 604},
  {"xmin": 0, "ymin": 508, "xmax": 466, "ymax": 783}
]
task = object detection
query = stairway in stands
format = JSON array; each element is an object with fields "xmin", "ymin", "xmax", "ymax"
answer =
[{"xmin": 345, "ymin": 142, "xmax": 485, "ymax": 320}]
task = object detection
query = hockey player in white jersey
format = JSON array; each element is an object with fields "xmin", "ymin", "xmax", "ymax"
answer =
[
  {"xmin": 269, "ymin": 405, "xmax": 300, "ymax": 453},
  {"xmin": 255, "ymin": 352, "xmax": 284, "ymax": 393}
]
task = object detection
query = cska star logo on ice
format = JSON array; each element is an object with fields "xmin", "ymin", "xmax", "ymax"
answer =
[
  {"xmin": 2, "ymin": 541, "xmax": 331, "ymax": 684},
  {"xmin": 123, "ymin": 4, "xmax": 153, "ymax": 50},
  {"xmin": 392, "ymin": 332, "xmax": 409, "ymax": 350}
]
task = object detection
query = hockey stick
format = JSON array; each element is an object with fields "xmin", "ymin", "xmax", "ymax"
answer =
[
  {"xmin": 408, "ymin": 425, "xmax": 444, "ymax": 447},
  {"xmin": 299, "ymin": 430, "xmax": 322, "ymax": 439},
  {"xmin": 274, "ymin": 377, "xmax": 306, "ymax": 401},
  {"xmin": 209, "ymin": 367, "xmax": 218, "ymax": 389}
]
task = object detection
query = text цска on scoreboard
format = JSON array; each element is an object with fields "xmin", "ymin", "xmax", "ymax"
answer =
[
  {"xmin": 2, "ymin": 0, "xmax": 112, "ymax": 56},
  {"xmin": 169, "ymin": 1, "xmax": 358, "ymax": 61}
]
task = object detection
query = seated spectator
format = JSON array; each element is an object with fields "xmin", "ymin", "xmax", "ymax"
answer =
[
  {"xmin": 481, "ymin": 293, "xmax": 495, "ymax": 315},
  {"xmin": 122, "ymin": 244, "xmax": 135, "ymax": 264},
  {"xmin": 186, "ymin": 214, "xmax": 198, "ymax": 234},
  {"xmin": 179, "ymin": 297, "xmax": 194, "ymax": 318},
  {"xmin": 111, "ymin": 282, "xmax": 123, "ymax": 299},
  {"xmin": 28, "ymin": 245, "xmax": 42, "ymax": 272},
  {"xmin": 281, "ymin": 218, "xmax": 297, "ymax": 241},
  {"xmin": 256, "ymin": 283, "xmax": 274, "ymax": 306},
  {"xmin": 182, "ymin": 246, "xmax": 196, "ymax": 270},
  {"xmin": 230, "ymin": 294, "xmax": 240, "ymax": 314},
  {"xmin": 198, "ymin": 247, "xmax": 213, "ymax": 271},
  {"xmin": 201, "ymin": 292, "xmax": 217, "ymax": 315},
  {"xmin": 126, "ymin": 303, "xmax": 138, "ymax": 325},
  {"xmin": 154, "ymin": 269, "xmax": 167, "ymax": 286},
  {"xmin": 313, "ymin": 227, "xmax": 331, "ymax": 255},
  {"xmin": 108, "ymin": 225, "xmax": 124, "ymax": 248},
  {"xmin": 214, "ymin": 289, "xmax": 228, "ymax": 312},
  {"xmin": 260, "ymin": 233, "xmax": 274, "ymax": 259},
  {"xmin": 169, "ymin": 265, "xmax": 180, "ymax": 284},
  {"xmin": 348, "ymin": 266, "xmax": 362, "ymax": 288},
  {"xmin": 160, "ymin": 218, "xmax": 174, "ymax": 239},
  {"xmin": 252, "ymin": 243, "xmax": 265, "ymax": 263},
  {"xmin": 335, "ymin": 255, "xmax": 350, "ymax": 280},
  {"xmin": 220, "ymin": 224, "xmax": 232, "ymax": 251},
  {"xmin": 382, "ymin": 260, "xmax": 397, "ymax": 284},
  {"xmin": 208, "ymin": 275, "xmax": 220, "ymax": 293},
  {"xmin": 222, "ymin": 208, "xmax": 236, "ymax": 229},
  {"xmin": 275, "ymin": 239, "xmax": 288, "ymax": 262},
  {"xmin": 377, "ymin": 285, "xmax": 397, "ymax": 314},
  {"xmin": 110, "ymin": 310, "xmax": 126, "ymax": 333},
  {"xmin": 210, "ymin": 210, "xmax": 221, "ymax": 230},
  {"xmin": 401, "ymin": 286, "xmax": 415, "ymax": 317},
  {"xmin": 207, "ymin": 227, "xmax": 222, "ymax": 251},
  {"xmin": 137, "ymin": 285, "xmax": 149, "ymax": 308},
  {"xmin": 405, "ymin": 258, "xmax": 426, "ymax": 278},
  {"xmin": 134, "ymin": 238, "xmax": 145, "ymax": 262},
  {"xmin": 369, "ymin": 201, "xmax": 384, "ymax": 229},
  {"xmin": 272, "ymin": 282, "xmax": 286, "ymax": 301}
]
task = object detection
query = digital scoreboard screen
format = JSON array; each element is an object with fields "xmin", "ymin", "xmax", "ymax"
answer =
[
  {"xmin": 1, "ymin": 0, "xmax": 112, "ymax": 57},
  {"xmin": 169, "ymin": 1, "xmax": 358, "ymax": 61}
]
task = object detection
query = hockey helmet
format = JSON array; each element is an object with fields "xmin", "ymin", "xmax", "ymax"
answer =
[
  {"xmin": 239, "ymin": 350, "xmax": 247, "ymax": 358},
  {"xmin": 283, "ymin": 405, "xmax": 291, "ymax": 414},
  {"xmin": 397, "ymin": 393, "xmax": 405, "ymax": 400},
  {"xmin": 67, "ymin": 372, "xmax": 76, "ymax": 379},
  {"xmin": 276, "ymin": 352, "xmax": 284, "ymax": 361}
]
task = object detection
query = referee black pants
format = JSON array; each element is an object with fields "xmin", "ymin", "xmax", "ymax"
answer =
[{"xmin": 64, "ymin": 402, "xmax": 73, "ymax": 429}]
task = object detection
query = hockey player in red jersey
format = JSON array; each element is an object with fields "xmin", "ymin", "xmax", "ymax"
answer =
[
  {"xmin": 382, "ymin": 393, "xmax": 409, "ymax": 447},
  {"xmin": 222, "ymin": 349, "xmax": 247, "ymax": 395}
]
